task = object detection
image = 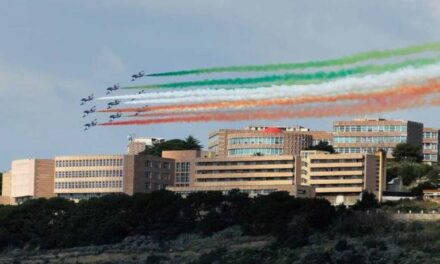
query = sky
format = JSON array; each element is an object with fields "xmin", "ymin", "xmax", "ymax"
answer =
[{"xmin": 1, "ymin": 0, "xmax": 440, "ymax": 171}]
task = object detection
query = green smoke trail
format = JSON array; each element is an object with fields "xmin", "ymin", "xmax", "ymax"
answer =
[
  {"xmin": 147, "ymin": 42, "xmax": 440, "ymax": 77},
  {"xmin": 124, "ymin": 57, "xmax": 440, "ymax": 90}
]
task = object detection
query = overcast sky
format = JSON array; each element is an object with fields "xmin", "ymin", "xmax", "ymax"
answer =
[{"xmin": 1, "ymin": 0, "xmax": 440, "ymax": 170}]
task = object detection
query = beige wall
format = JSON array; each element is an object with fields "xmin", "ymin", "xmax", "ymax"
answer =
[
  {"xmin": 162, "ymin": 150, "xmax": 201, "ymax": 186},
  {"xmin": 0, "ymin": 172, "xmax": 12, "ymax": 205},
  {"xmin": 11, "ymin": 159, "xmax": 36, "ymax": 198},
  {"xmin": 35, "ymin": 160, "xmax": 55, "ymax": 198}
]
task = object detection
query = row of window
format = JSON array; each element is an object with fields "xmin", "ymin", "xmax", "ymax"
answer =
[
  {"xmin": 333, "ymin": 136, "xmax": 407, "ymax": 144},
  {"xmin": 310, "ymin": 175, "xmax": 363, "ymax": 180},
  {"xmin": 56, "ymin": 159, "xmax": 123, "ymax": 168},
  {"xmin": 197, "ymin": 160, "xmax": 292, "ymax": 166},
  {"xmin": 228, "ymin": 137, "xmax": 283, "ymax": 145},
  {"xmin": 423, "ymin": 143, "xmax": 438, "ymax": 150},
  {"xmin": 424, "ymin": 132, "xmax": 439, "ymax": 139},
  {"xmin": 333, "ymin": 125, "xmax": 407, "ymax": 132},
  {"xmin": 145, "ymin": 182, "xmax": 167, "ymax": 190},
  {"xmin": 197, "ymin": 176, "xmax": 293, "ymax": 182},
  {"xmin": 144, "ymin": 171, "xmax": 171, "ymax": 181},
  {"xmin": 145, "ymin": 161, "xmax": 171, "ymax": 169},
  {"xmin": 55, "ymin": 181, "xmax": 122, "ymax": 189},
  {"xmin": 335, "ymin": 147, "xmax": 393, "ymax": 154},
  {"xmin": 309, "ymin": 159, "xmax": 363, "ymax": 164},
  {"xmin": 55, "ymin": 170, "xmax": 123, "ymax": 178},
  {"xmin": 228, "ymin": 148, "xmax": 283, "ymax": 156},
  {"xmin": 197, "ymin": 168, "xmax": 293, "ymax": 174},
  {"xmin": 313, "ymin": 183, "xmax": 363, "ymax": 188},
  {"xmin": 310, "ymin": 167, "xmax": 362, "ymax": 172},
  {"xmin": 424, "ymin": 154, "xmax": 439, "ymax": 162}
]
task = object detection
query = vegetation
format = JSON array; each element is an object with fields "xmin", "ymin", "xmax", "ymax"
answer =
[
  {"xmin": 1, "ymin": 191, "xmax": 440, "ymax": 262},
  {"xmin": 139, "ymin": 135, "xmax": 203, "ymax": 156},
  {"xmin": 306, "ymin": 141, "xmax": 335, "ymax": 153},
  {"xmin": 392, "ymin": 143, "xmax": 423, "ymax": 162}
]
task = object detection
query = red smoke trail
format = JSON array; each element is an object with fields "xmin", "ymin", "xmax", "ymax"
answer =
[
  {"xmin": 100, "ymin": 92, "xmax": 426, "ymax": 126},
  {"xmin": 101, "ymin": 80, "xmax": 440, "ymax": 114}
]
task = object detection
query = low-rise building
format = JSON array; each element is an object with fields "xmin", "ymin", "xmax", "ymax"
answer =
[
  {"xmin": 168, "ymin": 155, "xmax": 315, "ymax": 198},
  {"xmin": 299, "ymin": 150, "xmax": 386, "ymax": 205}
]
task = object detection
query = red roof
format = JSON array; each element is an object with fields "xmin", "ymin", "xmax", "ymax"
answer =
[{"xmin": 264, "ymin": 127, "xmax": 283, "ymax": 134}]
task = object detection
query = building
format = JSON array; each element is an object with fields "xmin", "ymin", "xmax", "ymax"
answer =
[
  {"xmin": 123, "ymin": 155, "xmax": 174, "ymax": 195},
  {"xmin": 333, "ymin": 118, "xmax": 423, "ymax": 157},
  {"xmin": 168, "ymin": 155, "xmax": 315, "ymax": 198},
  {"xmin": 54, "ymin": 155, "xmax": 125, "ymax": 201},
  {"xmin": 162, "ymin": 150, "xmax": 213, "ymax": 187},
  {"xmin": 306, "ymin": 131, "xmax": 333, "ymax": 146},
  {"xmin": 54, "ymin": 154, "xmax": 175, "ymax": 201},
  {"xmin": 423, "ymin": 128, "xmax": 439, "ymax": 163},
  {"xmin": 208, "ymin": 127, "xmax": 313, "ymax": 158},
  {"xmin": 299, "ymin": 150, "xmax": 386, "ymax": 205},
  {"xmin": 0, "ymin": 172, "xmax": 13, "ymax": 205},
  {"xmin": 127, "ymin": 136, "xmax": 165, "ymax": 155},
  {"xmin": 423, "ymin": 189, "xmax": 440, "ymax": 203},
  {"xmin": 9, "ymin": 159, "xmax": 55, "ymax": 204}
]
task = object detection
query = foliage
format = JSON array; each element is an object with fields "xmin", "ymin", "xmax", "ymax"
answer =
[
  {"xmin": 352, "ymin": 191, "xmax": 380, "ymax": 211},
  {"xmin": 306, "ymin": 141, "xmax": 335, "ymax": 154},
  {"xmin": 139, "ymin": 135, "xmax": 203, "ymax": 156},
  {"xmin": 392, "ymin": 143, "xmax": 423, "ymax": 162}
]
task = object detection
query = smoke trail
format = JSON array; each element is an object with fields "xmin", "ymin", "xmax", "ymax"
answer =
[
  {"xmin": 100, "ymin": 93, "xmax": 426, "ymax": 126},
  {"xmin": 101, "ymin": 80, "xmax": 440, "ymax": 118},
  {"xmin": 124, "ymin": 57, "xmax": 439, "ymax": 90},
  {"xmin": 147, "ymin": 42, "xmax": 440, "ymax": 76},
  {"xmin": 100, "ymin": 63, "xmax": 440, "ymax": 105}
]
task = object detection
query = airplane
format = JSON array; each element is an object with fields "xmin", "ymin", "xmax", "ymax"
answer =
[
  {"xmin": 82, "ymin": 106, "xmax": 97, "ymax": 118},
  {"xmin": 131, "ymin": 71, "xmax": 145, "ymax": 81},
  {"xmin": 134, "ymin": 105, "xmax": 148, "ymax": 116},
  {"xmin": 106, "ymin": 83, "xmax": 120, "ymax": 95},
  {"xmin": 80, "ymin": 94, "xmax": 94, "ymax": 105},
  {"xmin": 109, "ymin": 112, "xmax": 122, "ymax": 120},
  {"xmin": 137, "ymin": 90, "xmax": 145, "ymax": 95},
  {"xmin": 84, "ymin": 119, "xmax": 98, "ymax": 131},
  {"xmin": 107, "ymin": 100, "xmax": 121, "ymax": 109}
]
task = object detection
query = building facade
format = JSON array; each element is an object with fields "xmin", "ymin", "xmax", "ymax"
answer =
[
  {"xmin": 9, "ymin": 159, "xmax": 55, "ymax": 204},
  {"xmin": 168, "ymin": 155, "xmax": 315, "ymax": 198},
  {"xmin": 162, "ymin": 150, "xmax": 205, "ymax": 187},
  {"xmin": 423, "ymin": 128, "xmax": 439, "ymax": 163},
  {"xmin": 208, "ymin": 127, "xmax": 313, "ymax": 158},
  {"xmin": 123, "ymin": 155, "xmax": 174, "ymax": 195},
  {"xmin": 54, "ymin": 155, "xmax": 125, "ymax": 201},
  {"xmin": 299, "ymin": 150, "xmax": 386, "ymax": 205},
  {"xmin": 333, "ymin": 118, "xmax": 423, "ymax": 157},
  {"xmin": 0, "ymin": 172, "xmax": 13, "ymax": 205}
]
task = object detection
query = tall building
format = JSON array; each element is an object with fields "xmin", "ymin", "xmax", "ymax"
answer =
[
  {"xmin": 9, "ymin": 159, "xmax": 55, "ymax": 204},
  {"xmin": 168, "ymin": 155, "xmax": 315, "ymax": 198},
  {"xmin": 333, "ymin": 118, "xmax": 423, "ymax": 157},
  {"xmin": 54, "ymin": 154, "xmax": 175, "ymax": 201},
  {"xmin": 208, "ymin": 127, "xmax": 313, "ymax": 157},
  {"xmin": 306, "ymin": 131, "xmax": 333, "ymax": 146},
  {"xmin": 299, "ymin": 150, "xmax": 386, "ymax": 205},
  {"xmin": 127, "ymin": 137, "xmax": 165, "ymax": 155},
  {"xmin": 423, "ymin": 128, "xmax": 439, "ymax": 163}
]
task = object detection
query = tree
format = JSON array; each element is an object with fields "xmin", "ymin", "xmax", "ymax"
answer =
[
  {"xmin": 139, "ymin": 135, "xmax": 203, "ymax": 156},
  {"xmin": 352, "ymin": 191, "xmax": 380, "ymax": 211},
  {"xmin": 306, "ymin": 141, "xmax": 335, "ymax": 154},
  {"xmin": 392, "ymin": 143, "xmax": 423, "ymax": 162}
]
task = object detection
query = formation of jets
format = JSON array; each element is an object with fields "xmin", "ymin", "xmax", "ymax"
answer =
[{"xmin": 80, "ymin": 70, "xmax": 146, "ymax": 131}]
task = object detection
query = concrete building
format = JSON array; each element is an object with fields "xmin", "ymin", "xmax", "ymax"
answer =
[
  {"xmin": 54, "ymin": 155, "xmax": 125, "ymax": 201},
  {"xmin": 162, "ymin": 150, "xmax": 212, "ymax": 187},
  {"xmin": 208, "ymin": 127, "xmax": 313, "ymax": 158},
  {"xmin": 423, "ymin": 128, "xmax": 439, "ymax": 164},
  {"xmin": 123, "ymin": 155, "xmax": 174, "ymax": 195},
  {"xmin": 168, "ymin": 155, "xmax": 315, "ymax": 198},
  {"xmin": 306, "ymin": 131, "xmax": 333, "ymax": 146},
  {"xmin": 127, "ymin": 137, "xmax": 165, "ymax": 155},
  {"xmin": 8, "ymin": 159, "xmax": 55, "ymax": 204},
  {"xmin": 0, "ymin": 172, "xmax": 13, "ymax": 205},
  {"xmin": 333, "ymin": 118, "xmax": 423, "ymax": 157},
  {"xmin": 55, "ymin": 154, "xmax": 175, "ymax": 201},
  {"xmin": 299, "ymin": 150, "xmax": 386, "ymax": 205}
]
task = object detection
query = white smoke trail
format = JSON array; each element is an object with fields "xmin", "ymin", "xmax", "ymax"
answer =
[{"xmin": 98, "ymin": 63, "xmax": 440, "ymax": 105}]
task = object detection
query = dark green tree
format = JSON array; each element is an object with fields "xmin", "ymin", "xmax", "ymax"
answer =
[
  {"xmin": 392, "ymin": 143, "xmax": 423, "ymax": 162},
  {"xmin": 352, "ymin": 191, "xmax": 380, "ymax": 211},
  {"xmin": 139, "ymin": 135, "xmax": 202, "ymax": 157},
  {"xmin": 306, "ymin": 141, "xmax": 335, "ymax": 154},
  {"xmin": 184, "ymin": 135, "xmax": 203, "ymax": 150}
]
